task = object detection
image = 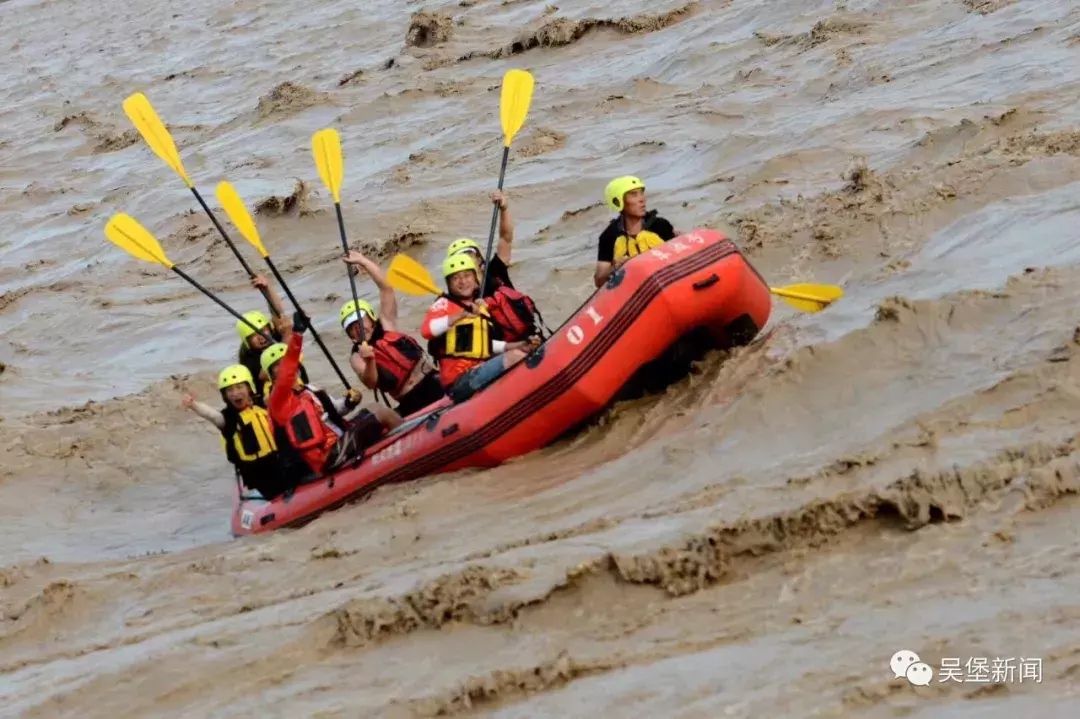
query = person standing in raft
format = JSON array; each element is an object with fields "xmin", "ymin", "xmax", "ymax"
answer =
[
  {"xmin": 447, "ymin": 192, "xmax": 547, "ymax": 343},
  {"xmin": 339, "ymin": 250, "xmax": 446, "ymax": 419},
  {"xmin": 182, "ymin": 364, "xmax": 307, "ymax": 499},
  {"xmin": 235, "ymin": 274, "xmax": 308, "ymax": 396},
  {"xmin": 421, "ymin": 253, "xmax": 540, "ymax": 404},
  {"xmin": 264, "ymin": 313, "xmax": 403, "ymax": 474},
  {"xmin": 593, "ymin": 176, "xmax": 681, "ymax": 288}
]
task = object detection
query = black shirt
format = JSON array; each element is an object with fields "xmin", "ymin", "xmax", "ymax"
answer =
[
  {"xmin": 481, "ymin": 254, "xmax": 513, "ymax": 298},
  {"xmin": 596, "ymin": 211, "xmax": 676, "ymax": 263}
]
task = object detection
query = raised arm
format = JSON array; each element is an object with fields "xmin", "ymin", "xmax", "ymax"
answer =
[
  {"xmin": 342, "ymin": 251, "xmax": 399, "ymax": 331},
  {"xmin": 491, "ymin": 191, "xmax": 514, "ymax": 265},
  {"xmin": 252, "ymin": 274, "xmax": 286, "ymax": 319}
]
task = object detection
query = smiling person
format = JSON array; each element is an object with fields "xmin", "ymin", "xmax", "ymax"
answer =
[
  {"xmin": 594, "ymin": 176, "xmax": 680, "ymax": 288},
  {"xmin": 421, "ymin": 253, "xmax": 539, "ymax": 404},
  {"xmin": 340, "ymin": 250, "xmax": 446, "ymax": 418},
  {"xmin": 182, "ymin": 364, "xmax": 305, "ymax": 500}
]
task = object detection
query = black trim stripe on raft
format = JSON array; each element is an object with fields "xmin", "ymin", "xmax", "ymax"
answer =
[{"xmin": 276, "ymin": 241, "xmax": 738, "ymax": 528}]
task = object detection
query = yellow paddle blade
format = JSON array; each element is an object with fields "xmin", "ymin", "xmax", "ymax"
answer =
[
  {"xmin": 770, "ymin": 283, "xmax": 844, "ymax": 313},
  {"xmin": 122, "ymin": 93, "xmax": 192, "ymax": 188},
  {"xmin": 500, "ymin": 69, "xmax": 534, "ymax": 147},
  {"xmin": 104, "ymin": 213, "xmax": 174, "ymax": 269},
  {"xmin": 387, "ymin": 254, "xmax": 441, "ymax": 297},
  {"xmin": 312, "ymin": 128, "xmax": 344, "ymax": 204},
  {"xmin": 215, "ymin": 181, "xmax": 268, "ymax": 258}
]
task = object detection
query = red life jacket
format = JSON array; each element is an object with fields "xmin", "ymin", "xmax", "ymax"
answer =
[
  {"xmin": 486, "ymin": 286, "xmax": 539, "ymax": 342},
  {"xmin": 280, "ymin": 387, "xmax": 342, "ymax": 454},
  {"xmin": 373, "ymin": 331, "xmax": 424, "ymax": 395}
]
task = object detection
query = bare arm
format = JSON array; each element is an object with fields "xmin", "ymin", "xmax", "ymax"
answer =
[
  {"xmin": 343, "ymin": 251, "xmax": 399, "ymax": 331},
  {"xmin": 252, "ymin": 274, "xmax": 286, "ymax": 319},
  {"xmin": 350, "ymin": 351, "xmax": 379, "ymax": 390},
  {"xmin": 183, "ymin": 395, "xmax": 225, "ymax": 430},
  {"xmin": 492, "ymin": 191, "xmax": 514, "ymax": 265}
]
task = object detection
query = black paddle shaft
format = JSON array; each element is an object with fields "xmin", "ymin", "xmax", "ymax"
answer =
[
  {"xmin": 189, "ymin": 186, "xmax": 279, "ymax": 317},
  {"xmin": 263, "ymin": 256, "xmax": 352, "ymax": 390},
  {"xmin": 479, "ymin": 146, "xmax": 511, "ymax": 296},
  {"xmin": 333, "ymin": 202, "xmax": 366, "ymax": 345},
  {"xmin": 170, "ymin": 266, "xmax": 273, "ymax": 344}
]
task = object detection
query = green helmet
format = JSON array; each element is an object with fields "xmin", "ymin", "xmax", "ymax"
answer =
[
  {"xmin": 442, "ymin": 253, "xmax": 478, "ymax": 280},
  {"xmin": 260, "ymin": 343, "xmax": 287, "ymax": 376},
  {"xmin": 339, "ymin": 299, "xmax": 377, "ymax": 330},
  {"xmin": 604, "ymin": 175, "xmax": 645, "ymax": 212},
  {"xmin": 237, "ymin": 310, "xmax": 270, "ymax": 341},
  {"xmin": 447, "ymin": 238, "xmax": 482, "ymax": 258},
  {"xmin": 218, "ymin": 364, "xmax": 255, "ymax": 391}
]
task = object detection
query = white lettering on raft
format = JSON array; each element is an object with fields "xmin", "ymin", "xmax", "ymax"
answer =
[
  {"xmin": 567, "ymin": 306, "xmax": 605, "ymax": 345},
  {"xmin": 240, "ymin": 510, "xmax": 254, "ymax": 530}
]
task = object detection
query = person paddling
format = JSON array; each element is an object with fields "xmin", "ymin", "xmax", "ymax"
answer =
[
  {"xmin": 421, "ymin": 253, "xmax": 539, "ymax": 403},
  {"xmin": 340, "ymin": 250, "xmax": 446, "ymax": 418},
  {"xmin": 182, "ymin": 364, "xmax": 307, "ymax": 499},
  {"xmin": 264, "ymin": 314, "xmax": 402, "ymax": 475},
  {"xmin": 594, "ymin": 176, "xmax": 681, "ymax": 288}
]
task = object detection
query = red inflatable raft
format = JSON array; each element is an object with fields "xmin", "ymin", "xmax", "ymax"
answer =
[{"xmin": 232, "ymin": 229, "xmax": 772, "ymax": 535}]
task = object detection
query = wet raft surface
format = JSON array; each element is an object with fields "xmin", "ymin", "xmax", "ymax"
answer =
[{"xmin": 3, "ymin": 0, "xmax": 1080, "ymax": 715}]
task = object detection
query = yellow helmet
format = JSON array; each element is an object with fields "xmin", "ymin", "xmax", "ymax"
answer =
[
  {"xmin": 259, "ymin": 343, "xmax": 303, "ymax": 376},
  {"xmin": 237, "ymin": 310, "xmax": 271, "ymax": 341},
  {"xmin": 218, "ymin": 364, "xmax": 255, "ymax": 391},
  {"xmin": 447, "ymin": 238, "xmax": 482, "ymax": 257},
  {"xmin": 604, "ymin": 175, "xmax": 645, "ymax": 212},
  {"xmin": 443, "ymin": 253, "xmax": 478, "ymax": 280},
  {"xmin": 339, "ymin": 299, "xmax": 377, "ymax": 330}
]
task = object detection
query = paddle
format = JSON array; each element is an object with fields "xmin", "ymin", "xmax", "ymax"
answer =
[
  {"xmin": 312, "ymin": 128, "xmax": 367, "ymax": 348},
  {"xmin": 478, "ymin": 69, "xmax": 534, "ymax": 296},
  {"xmin": 103, "ymin": 213, "xmax": 273, "ymax": 342},
  {"xmin": 122, "ymin": 92, "xmax": 278, "ymax": 316},
  {"xmin": 387, "ymin": 254, "xmax": 444, "ymax": 297},
  {"xmin": 770, "ymin": 283, "xmax": 844, "ymax": 313},
  {"xmin": 216, "ymin": 181, "xmax": 353, "ymax": 390}
]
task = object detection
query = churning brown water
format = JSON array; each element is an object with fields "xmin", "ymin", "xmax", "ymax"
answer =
[{"xmin": 3, "ymin": 0, "xmax": 1080, "ymax": 715}]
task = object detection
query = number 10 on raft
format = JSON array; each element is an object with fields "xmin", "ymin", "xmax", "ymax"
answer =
[{"xmin": 566, "ymin": 306, "xmax": 605, "ymax": 346}]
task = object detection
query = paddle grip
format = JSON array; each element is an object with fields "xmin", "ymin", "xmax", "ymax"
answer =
[
  {"xmin": 479, "ymin": 146, "xmax": 511, "ymax": 297},
  {"xmin": 170, "ymin": 266, "xmax": 273, "ymax": 343},
  {"xmin": 334, "ymin": 203, "xmax": 366, "ymax": 346},
  {"xmin": 190, "ymin": 187, "xmax": 278, "ymax": 315},
  {"xmin": 264, "ymin": 257, "xmax": 352, "ymax": 390}
]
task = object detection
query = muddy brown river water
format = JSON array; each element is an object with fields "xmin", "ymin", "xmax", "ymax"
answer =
[{"xmin": 3, "ymin": 0, "xmax": 1080, "ymax": 716}]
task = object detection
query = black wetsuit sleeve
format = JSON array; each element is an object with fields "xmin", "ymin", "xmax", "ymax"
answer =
[{"xmin": 482, "ymin": 255, "xmax": 514, "ymax": 297}]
